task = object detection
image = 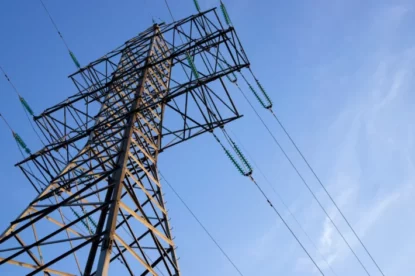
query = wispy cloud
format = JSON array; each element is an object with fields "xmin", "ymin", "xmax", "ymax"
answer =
[
  {"xmin": 245, "ymin": 1, "xmax": 414, "ymax": 275},
  {"xmin": 294, "ymin": 3, "xmax": 415, "ymax": 274}
]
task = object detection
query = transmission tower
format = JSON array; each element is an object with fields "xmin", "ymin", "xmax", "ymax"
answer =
[{"xmin": 0, "ymin": 9, "xmax": 248, "ymax": 275}]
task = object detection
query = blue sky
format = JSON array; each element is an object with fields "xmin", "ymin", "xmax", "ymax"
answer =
[{"xmin": 0, "ymin": 0, "xmax": 414, "ymax": 275}]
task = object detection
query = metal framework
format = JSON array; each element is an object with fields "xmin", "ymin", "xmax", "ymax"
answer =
[{"xmin": 0, "ymin": 9, "xmax": 248, "ymax": 276}]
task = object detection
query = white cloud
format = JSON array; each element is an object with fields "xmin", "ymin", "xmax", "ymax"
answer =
[
  {"xmin": 245, "ymin": 2, "xmax": 415, "ymax": 274},
  {"xmin": 294, "ymin": 4, "xmax": 415, "ymax": 274}
]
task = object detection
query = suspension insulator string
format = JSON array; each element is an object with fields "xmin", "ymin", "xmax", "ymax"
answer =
[
  {"xmin": 240, "ymin": 70, "xmax": 272, "ymax": 109},
  {"xmin": 193, "ymin": 0, "xmax": 201, "ymax": 12},
  {"xmin": 14, "ymin": 132, "xmax": 31, "ymax": 155},
  {"xmin": 69, "ymin": 51, "xmax": 81, "ymax": 69},
  {"xmin": 38, "ymin": 0, "xmax": 81, "ymax": 69},
  {"xmin": 232, "ymin": 141, "xmax": 253, "ymax": 174},
  {"xmin": 1, "ymin": 113, "xmax": 49, "ymax": 193},
  {"xmin": 70, "ymin": 207, "xmax": 94, "ymax": 234},
  {"xmin": 220, "ymin": 128, "xmax": 252, "ymax": 174},
  {"xmin": 219, "ymin": 49, "xmax": 273, "ymax": 110},
  {"xmin": 0, "ymin": 66, "xmax": 46, "ymax": 146},
  {"xmin": 247, "ymin": 68, "xmax": 273, "ymax": 108},
  {"xmin": 1, "ymin": 65, "xmax": 77, "ymax": 173},
  {"xmin": 207, "ymin": 102, "xmax": 252, "ymax": 176},
  {"xmin": 0, "ymin": 66, "xmax": 36, "ymax": 117},
  {"xmin": 1, "ymin": 114, "xmax": 98, "ymax": 237},
  {"xmin": 0, "ymin": 113, "xmax": 32, "ymax": 155},
  {"xmin": 220, "ymin": 1, "xmax": 232, "ymax": 26},
  {"xmin": 20, "ymin": 97, "xmax": 35, "ymax": 116},
  {"xmin": 186, "ymin": 53, "xmax": 200, "ymax": 80},
  {"xmin": 213, "ymin": 132, "xmax": 249, "ymax": 176}
]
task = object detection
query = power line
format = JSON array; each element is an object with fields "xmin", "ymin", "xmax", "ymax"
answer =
[
  {"xmin": 0, "ymin": 65, "xmax": 45, "ymax": 145},
  {"xmin": 163, "ymin": 0, "xmax": 176, "ymax": 22},
  {"xmin": 1, "ymin": 114, "xmax": 121, "ymax": 271},
  {"xmin": 247, "ymin": 175, "xmax": 324, "ymax": 276},
  {"xmin": 228, "ymin": 128, "xmax": 338, "ymax": 276},
  {"xmin": 38, "ymin": 0, "xmax": 70, "ymax": 51},
  {"xmin": 244, "ymin": 59, "xmax": 385, "ymax": 274},
  {"xmin": 160, "ymin": 1, "xmax": 325, "ymax": 274},
  {"xmin": 0, "ymin": 113, "xmax": 42, "ymax": 193},
  {"xmin": 213, "ymin": 127, "xmax": 325, "ymax": 274},
  {"xmin": 235, "ymin": 83, "xmax": 372, "ymax": 275},
  {"xmin": 1, "ymin": 65, "xmax": 78, "ymax": 170},
  {"xmin": 0, "ymin": 65, "xmax": 20, "ymax": 97},
  {"xmin": 210, "ymin": 2, "xmax": 382, "ymax": 271},
  {"xmin": 0, "ymin": 113, "xmax": 13, "ymax": 133},
  {"xmin": 158, "ymin": 171, "xmax": 245, "ymax": 276},
  {"xmin": 38, "ymin": 0, "xmax": 81, "ymax": 68},
  {"xmin": 269, "ymin": 109, "xmax": 385, "ymax": 276}
]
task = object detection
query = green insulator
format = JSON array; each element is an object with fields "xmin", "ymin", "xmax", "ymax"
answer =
[
  {"xmin": 220, "ymin": 1, "xmax": 232, "ymax": 25},
  {"xmin": 19, "ymin": 97, "xmax": 34, "ymax": 116},
  {"xmin": 224, "ymin": 148, "xmax": 245, "ymax": 176},
  {"xmin": 14, "ymin": 133, "xmax": 28, "ymax": 149},
  {"xmin": 88, "ymin": 216, "xmax": 98, "ymax": 228},
  {"xmin": 233, "ymin": 143, "xmax": 253, "ymax": 172},
  {"xmin": 25, "ymin": 148, "xmax": 31, "ymax": 155},
  {"xmin": 71, "ymin": 208, "xmax": 90, "ymax": 232},
  {"xmin": 248, "ymin": 83, "xmax": 267, "ymax": 108},
  {"xmin": 80, "ymin": 207, "xmax": 97, "ymax": 229},
  {"xmin": 186, "ymin": 54, "xmax": 199, "ymax": 79},
  {"xmin": 69, "ymin": 51, "xmax": 81, "ymax": 68},
  {"xmin": 193, "ymin": 0, "xmax": 201, "ymax": 12},
  {"xmin": 256, "ymin": 79, "xmax": 273, "ymax": 108}
]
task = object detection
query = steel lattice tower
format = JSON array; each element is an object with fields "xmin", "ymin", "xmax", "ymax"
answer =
[{"xmin": 0, "ymin": 9, "xmax": 248, "ymax": 275}]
